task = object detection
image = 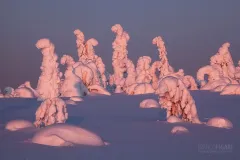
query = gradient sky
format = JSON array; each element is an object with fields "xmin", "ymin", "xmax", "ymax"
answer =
[{"xmin": 0, "ymin": 0, "xmax": 240, "ymax": 89}]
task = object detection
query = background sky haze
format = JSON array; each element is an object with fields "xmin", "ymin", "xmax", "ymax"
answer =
[{"xmin": 0, "ymin": 0, "xmax": 240, "ymax": 88}]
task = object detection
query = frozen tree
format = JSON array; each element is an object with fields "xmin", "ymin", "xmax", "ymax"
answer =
[
  {"xmin": 182, "ymin": 75, "xmax": 198, "ymax": 90},
  {"xmin": 197, "ymin": 42, "xmax": 239, "ymax": 91},
  {"xmin": 210, "ymin": 43, "xmax": 235, "ymax": 79},
  {"xmin": 156, "ymin": 76, "xmax": 201, "ymax": 124},
  {"xmin": 167, "ymin": 116, "xmax": 183, "ymax": 123},
  {"xmin": 220, "ymin": 84, "xmax": 240, "ymax": 95},
  {"xmin": 85, "ymin": 38, "xmax": 98, "ymax": 60},
  {"xmin": 197, "ymin": 65, "xmax": 231, "ymax": 90},
  {"xmin": 84, "ymin": 61, "xmax": 102, "ymax": 86},
  {"xmin": 34, "ymin": 98, "xmax": 68, "ymax": 127},
  {"xmin": 211, "ymin": 85, "xmax": 227, "ymax": 92},
  {"xmin": 88, "ymin": 84, "xmax": 111, "ymax": 95},
  {"xmin": 14, "ymin": 87, "xmax": 35, "ymax": 98},
  {"xmin": 152, "ymin": 36, "xmax": 174, "ymax": 77},
  {"xmin": 74, "ymin": 29, "xmax": 106, "ymax": 87},
  {"xmin": 150, "ymin": 61, "xmax": 161, "ymax": 90},
  {"xmin": 60, "ymin": 55, "xmax": 89, "ymax": 97},
  {"xmin": 124, "ymin": 59, "xmax": 136, "ymax": 88},
  {"xmin": 73, "ymin": 61, "xmax": 94, "ymax": 87},
  {"xmin": 34, "ymin": 39, "xmax": 68, "ymax": 127},
  {"xmin": 125, "ymin": 84, "xmax": 138, "ymax": 95},
  {"xmin": 111, "ymin": 24, "xmax": 130, "ymax": 93},
  {"xmin": 14, "ymin": 81, "xmax": 38, "ymax": 98},
  {"xmin": 234, "ymin": 60, "xmax": 240, "ymax": 81},
  {"xmin": 20, "ymin": 81, "xmax": 39, "ymax": 96},
  {"xmin": 95, "ymin": 56, "xmax": 107, "ymax": 88},
  {"xmin": 75, "ymin": 37, "xmax": 101, "ymax": 86},
  {"xmin": 166, "ymin": 69, "xmax": 198, "ymax": 90},
  {"xmin": 112, "ymin": 24, "xmax": 129, "ymax": 60},
  {"xmin": 126, "ymin": 83, "xmax": 155, "ymax": 95},
  {"xmin": 136, "ymin": 56, "xmax": 152, "ymax": 83},
  {"xmin": 74, "ymin": 29, "xmax": 86, "ymax": 61},
  {"xmin": 84, "ymin": 39, "xmax": 103, "ymax": 86},
  {"xmin": 36, "ymin": 39, "xmax": 62, "ymax": 100},
  {"xmin": 151, "ymin": 36, "xmax": 198, "ymax": 90},
  {"xmin": 73, "ymin": 62, "xmax": 111, "ymax": 95}
]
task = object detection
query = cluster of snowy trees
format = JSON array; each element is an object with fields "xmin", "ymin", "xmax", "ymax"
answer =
[{"xmin": 2, "ymin": 24, "xmax": 237, "ymax": 140}]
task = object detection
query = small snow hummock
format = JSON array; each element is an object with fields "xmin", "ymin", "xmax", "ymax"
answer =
[
  {"xmin": 5, "ymin": 120, "xmax": 34, "ymax": 131},
  {"xmin": 171, "ymin": 126, "xmax": 189, "ymax": 134},
  {"xmin": 139, "ymin": 99, "xmax": 160, "ymax": 108},
  {"xmin": 206, "ymin": 117, "xmax": 233, "ymax": 129}
]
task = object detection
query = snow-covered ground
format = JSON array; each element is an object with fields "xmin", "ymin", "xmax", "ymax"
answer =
[{"xmin": 0, "ymin": 91, "xmax": 239, "ymax": 160}]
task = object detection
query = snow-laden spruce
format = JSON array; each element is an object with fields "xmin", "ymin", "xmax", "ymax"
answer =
[
  {"xmin": 156, "ymin": 76, "xmax": 201, "ymax": 124},
  {"xmin": 34, "ymin": 39, "xmax": 68, "ymax": 127}
]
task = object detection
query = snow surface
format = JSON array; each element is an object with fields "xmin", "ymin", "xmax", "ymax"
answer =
[{"xmin": 0, "ymin": 91, "xmax": 239, "ymax": 159}]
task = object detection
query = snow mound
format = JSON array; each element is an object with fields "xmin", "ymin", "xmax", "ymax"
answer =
[
  {"xmin": 139, "ymin": 99, "xmax": 160, "ymax": 108},
  {"xmin": 171, "ymin": 126, "xmax": 189, "ymax": 134},
  {"xmin": 32, "ymin": 124, "xmax": 108, "ymax": 147},
  {"xmin": 206, "ymin": 117, "xmax": 233, "ymax": 129},
  {"xmin": 5, "ymin": 120, "xmax": 34, "ymax": 131}
]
